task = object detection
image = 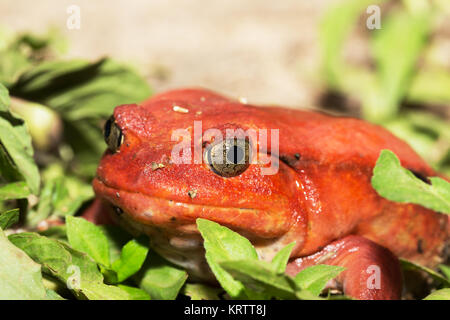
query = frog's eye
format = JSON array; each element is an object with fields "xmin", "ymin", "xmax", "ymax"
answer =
[
  {"xmin": 205, "ymin": 138, "xmax": 251, "ymax": 177},
  {"xmin": 103, "ymin": 116, "xmax": 123, "ymax": 152}
]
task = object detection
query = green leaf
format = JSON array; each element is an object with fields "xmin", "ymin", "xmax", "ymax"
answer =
[
  {"xmin": 10, "ymin": 58, "xmax": 152, "ymax": 121},
  {"xmin": 99, "ymin": 225, "xmax": 133, "ymax": 263},
  {"xmin": 0, "ymin": 27, "xmax": 66, "ymax": 86},
  {"xmin": 182, "ymin": 283, "xmax": 223, "ymax": 300},
  {"xmin": 135, "ymin": 251, "xmax": 188, "ymax": 300},
  {"xmin": 320, "ymin": 0, "xmax": 383, "ymax": 88},
  {"xmin": 52, "ymin": 176, "xmax": 93, "ymax": 217},
  {"xmin": 38, "ymin": 225, "xmax": 67, "ymax": 242},
  {"xmin": 9, "ymin": 232, "xmax": 103, "ymax": 285},
  {"xmin": 400, "ymin": 259, "xmax": 450, "ymax": 287},
  {"xmin": 117, "ymin": 284, "xmax": 150, "ymax": 300},
  {"xmin": 424, "ymin": 288, "xmax": 450, "ymax": 300},
  {"xmin": 219, "ymin": 259, "xmax": 298, "ymax": 299},
  {"xmin": 25, "ymin": 176, "xmax": 55, "ymax": 227},
  {"xmin": 294, "ymin": 265, "xmax": 345, "ymax": 296},
  {"xmin": 408, "ymin": 69, "xmax": 450, "ymax": 105},
  {"xmin": 45, "ymin": 288, "xmax": 65, "ymax": 300},
  {"xmin": 372, "ymin": 150, "xmax": 450, "ymax": 214},
  {"xmin": 0, "ymin": 208, "xmax": 19, "ymax": 229},
  {"xmin": 79, "ymin": 282, "xmax": 131, "ymax": 300},
  {"xmin": 111, "ymin": 237, "xmax": 149, "ymax": 283},
  {"xmin": 26, "ymin": 168, "xmax": 94, "ymax": 227},
  {"xmin": 66, "ymin": 216, "xmax": 110, "ymax": 267},
  {"xmin": 365, "ymin": 10, "xmax": 430, "ymax": 121},
  {"xmin": 0, "ymin": 181, "xmax": 30, "ymax": 200},
  {"xmin": 8, "ymin": 232, "xmax": 132, "ymax": 300},
  {"xmin": 439, "ymin": 265, "xmax": 450, "ymax": 281},
  {"xmin": 0, "ymin": 83, "xmax": 40, "ymax": 194},
  {"xmin": 0, "ymin": 81, "xmax": 11, "ymax": 108},
  {"xmin": 271, "ymin": 242, "xmax": 295, "ymax": 274},
  {"xmin": 196, "ymin": 218, "xmax": 258, "ymax": 298},
  {"xmin": 0, "ymin": 228, "xmax": 47, "ymax": 299}
]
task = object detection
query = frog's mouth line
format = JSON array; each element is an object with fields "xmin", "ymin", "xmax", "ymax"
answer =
[{"xmin": 92, "ymin": 177, "xmax": 291, "ymax": 238}]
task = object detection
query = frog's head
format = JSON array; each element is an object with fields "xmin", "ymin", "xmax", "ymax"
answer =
[{"xmin": 93, "ymin": 89, "xmax": 306, "ymax": 277}]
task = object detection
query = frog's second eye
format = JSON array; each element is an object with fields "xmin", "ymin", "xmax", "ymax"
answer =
[
  {"xmin": 205, "ymin": 139, "xmax": 251, "ymax": 177},
  {"xmin": 103, "ymin": 116, "xmax": 123, "ymax": 152}
]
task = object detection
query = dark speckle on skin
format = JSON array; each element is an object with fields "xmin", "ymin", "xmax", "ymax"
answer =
[
  {"xmin": 417, "ymin": 239, "xmax": 424, "ymax": 254},
  {"xmin": 280, "ymin": 154, "xmax": 299, "ymax": 167},
  {"xmin": 411, "ymin": 170, "xmax": 431, "ymax": 185},
  {"xmin": 170, "ymin": 217, "xmax": 176, "ymax": 222}
]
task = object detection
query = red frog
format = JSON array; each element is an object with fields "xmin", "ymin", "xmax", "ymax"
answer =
[{"xmin": 90, "ymin": 88, "xmax": 449, "ymax": 300}]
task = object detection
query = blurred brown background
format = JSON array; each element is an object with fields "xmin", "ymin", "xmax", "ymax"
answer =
[{"xmin": 0, "ymin": 0, "xmax": 343, "ymax": 107}]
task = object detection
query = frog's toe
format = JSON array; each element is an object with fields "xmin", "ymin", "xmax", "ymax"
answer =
[{"xmin": 286, "ymin": 235, "xmax": 402, "ymax": 300}]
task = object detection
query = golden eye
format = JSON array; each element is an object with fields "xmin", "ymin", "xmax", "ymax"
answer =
[
  {"xmin": 103, "ymin": 116, "xmax": 123, "ymax": 152},
  {"xmin": 205, "ymin": 139, "xmax": 250, "ymax": 177}
]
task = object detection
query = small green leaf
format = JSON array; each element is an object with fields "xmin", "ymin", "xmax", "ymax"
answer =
[
  {"xmin": 182, "ymin": 283, "xmax": 223, "ymax": 300},
  {"xmin": 366, "ymin": 10, "xmax": 430, "ymax": 121},
  {"xmin": 80, "ymin": 282, "xmax": 131, "ymax": 300},
  {"xmin": 0, "ymin": 83, "xmax": 40, "ymax": 194},
  {"xmin": 99, "ymin": 225, "xmax": 133, "ymax": 263},
  {"xmin": 400, "ymin": 259, "xmax": 450, "ymax": 287},
  {"xmin": 294, "ymin": 265, "xmax": 345, "ymax": 296},
  {"xmin": 0, "ymin": 82, "xmax": 11, "ymax": 109},
  {"xmin": 66, "ymin": 216, "xmax": 110, "ymax": 267},
  {"xmin": 0, "ymin": 181, "xmax": 30, "ymax": 200},
  {"xmin": 26, "ymin": 170, "xmax": 94, "ymax": 227},
  {"xmin": 135, "ymin": 251, "xmax": 187, "ymax": 300},
  {"xmin": 439, "ymin": 265, "xmax": 450, "ymax": 281},
  {"xmin": 220, "ymin": 259, "xmax": 298, "ymax": 299},
  {"xmin": 0, "ymin": 228, "xmax": 47, "ymax": 299},
  {"xmin": 25, "ymin": 177, "xmax": 55, "ymax": 227},
  {"xmin": 196, "ymin": 218, "xmax": 258, "ymax": 298},
  {"xmin": 0, "ymin": 208, "xmax": 19, "ymax": 229},
  {"xmin": 372, "ymin": 150, "xmax": 450, "ymax": 214},
  {"xmin": 10, "ymin": 58, "xmax": 152, "ymax": 121},
  {"xmin": 117, "ymin": 284, "xmax": 150, "ymax": 300},
  {"xmin": 271, "ymin": 242, "xmax": 295, "ymax": 274},
  {"xmin": 111, "ymin": 237, "xmax": 149, "ymax": 283},
  {"xmin": 8, "ymin": 232, "xmax": 132, "ymax": 300},
  {"xmin": 45, "ymin": 289, "xmax": 65, "ymax": 300},
  {"xmin": 424, "ymin": 288, "xmax": 450, "ymax": 300}
]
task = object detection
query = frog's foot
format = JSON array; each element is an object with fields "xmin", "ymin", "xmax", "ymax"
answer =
[{"xmin": 286, "ymin": 235, "xmax": 402, "ymax": 300}]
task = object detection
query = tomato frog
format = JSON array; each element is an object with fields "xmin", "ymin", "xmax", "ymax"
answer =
[{"xmin": 90, "ymin": 89, "xmax": 449, "ymax": 300}]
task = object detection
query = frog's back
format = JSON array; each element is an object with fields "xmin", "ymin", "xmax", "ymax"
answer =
[
  {"xmin": 149, "ymin": 88, "xmax": 433, "ymax": 176},
  {"xmin": 144, "ymin": 88, "xmax": 448, "ymax": 266}
]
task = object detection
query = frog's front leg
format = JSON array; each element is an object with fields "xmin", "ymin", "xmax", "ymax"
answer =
[
  {"xmin": 81, "ymin": 198, "xmax": 116, "ymax": 225},
  {"xmin": 286, "ymin": 235, "xmax": 402, "ymax": 300}
]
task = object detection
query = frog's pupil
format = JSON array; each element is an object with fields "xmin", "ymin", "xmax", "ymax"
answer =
[
  {"xmin": 117, "ymin": 131, "xmax": 123, "ymax": 148},
  {"xmin": 227, "ymin": 145, "xmax": 244, "ymax": 164},
  {"xmin": 104, "ymin": 118, "xmax": 112, "ymax": 139}
]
